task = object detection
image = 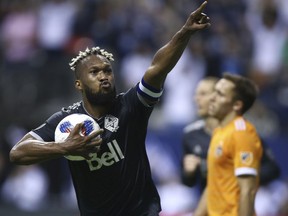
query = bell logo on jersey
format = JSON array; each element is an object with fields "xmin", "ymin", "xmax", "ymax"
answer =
[
  {"xmin": 87, "ymin": 139, "xmax": 124, "ymax": 171},
  {"xmin": 240, "ymin": 152, "xmax": 253, "ymax": 165},
  {"xmin": 104, "ymin": 115, "xmax": 119, "ymax": 132}
]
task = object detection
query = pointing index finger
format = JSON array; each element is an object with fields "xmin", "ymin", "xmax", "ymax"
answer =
[{"xmin": 195, "ymin": 1, "xmax": 208, "ymax": 15}]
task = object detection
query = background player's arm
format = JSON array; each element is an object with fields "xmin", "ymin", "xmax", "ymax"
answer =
[
  {"xmin": 237, "ymin": 175, "xmax": 258, "ymax": 216},
  {"xmin": 142, "ymin": 1, "xmax": 210, "ymax": 91},
  {"xmin": 10, "ymin": 124, "xmax": 103, "ymax": 165},
  {"xmin": 194, "ymin": 187, "xmax": 208, "ymax": 216},
  {"xmin": 182, "ymin": 154, "xmax": 201, "ymax": 186}
]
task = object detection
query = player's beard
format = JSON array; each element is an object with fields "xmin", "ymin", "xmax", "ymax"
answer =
[{"xmin": 83, "ymin": 84, "xmax": 116, "ymax": 106}]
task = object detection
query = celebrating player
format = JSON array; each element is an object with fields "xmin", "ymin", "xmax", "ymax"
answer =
[{"xmin": 9, "ymin": 2, "xmax": 210, "ymax": 216}]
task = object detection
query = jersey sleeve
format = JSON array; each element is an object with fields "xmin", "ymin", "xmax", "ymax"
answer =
[
  {"xmin": 136, "ymin": 78, "xmax": 163, "ymax": 107},
  {"xmin": 232, "ymin": 122, "xmax": 263, "ymax": 177},
  {"xmin": 29, "ymin": 111, "xmax": 65, "ymax": 142}
]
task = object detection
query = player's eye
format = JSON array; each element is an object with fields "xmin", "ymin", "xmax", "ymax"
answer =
[{"xmin": 90, "ymin": 69, "xmax": 98, "ymax": 74}]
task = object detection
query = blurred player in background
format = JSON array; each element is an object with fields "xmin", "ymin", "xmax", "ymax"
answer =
[
  {"xmin": 9, "ymin": 2, "xmax": 210, "ymax": 216},
  {"xmin": 194, "ymin": 73, "xmax": 263, "ymax": 216},
  {"xmin": 182, "ymin": 76, "xmax": 219, "ymax": 194},
  {"xmin": 181, "ymin": 76, "xmax": 280, "ymax": 192}
]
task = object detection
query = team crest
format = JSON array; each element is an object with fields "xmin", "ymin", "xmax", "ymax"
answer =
[
  {"xmin": 240, "ymin": 152, "xmax": 253, "ymax": 165},
  {"xmin": 104, "ymin": 115, "xmax": 119, "ymax": 132},
  {"xmin": 214, "ymin": 141, "xmax": 223, "ymax": 157}
]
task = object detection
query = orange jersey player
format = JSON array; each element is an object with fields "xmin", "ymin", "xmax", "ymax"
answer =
[
  {"xmin": 207, "ymin": 116, "xmax": 262, "ymax": 216},
  {"xmin": 194, "ymin": 73, "xmax": 263, "ymax": 216}
]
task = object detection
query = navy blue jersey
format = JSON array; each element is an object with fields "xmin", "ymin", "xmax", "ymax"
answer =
[
  {"xmin": 30, "ymin": 85, "xmax": 161, "ymax": 216},
  {"xmin": 181, "ymin": 120, "xmax": 210, "ymax": 192}
]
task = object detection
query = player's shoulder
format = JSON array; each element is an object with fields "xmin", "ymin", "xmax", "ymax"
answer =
[
  {"xmin": 116, "ymin": 86, "xmax": 136, "ymax": 102},
  {"xmin": 183, "ymin": 120, "xmax": 205, "ymax": 134},
  {"xmin": 61, "ymin": 101, "xmax": 83, "ymax": 114},
  {"xmin": 48, "ymin": 101, "xmax": 84, "ymax": 123},
  {"xmin": 231, "ymin": 116, "xmax": 257, "ymax": 133}
]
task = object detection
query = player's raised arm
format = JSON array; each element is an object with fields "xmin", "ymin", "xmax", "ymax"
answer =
[{"xmin": 143, "ymin": 1, "xmax": 210, "ymax": 90}]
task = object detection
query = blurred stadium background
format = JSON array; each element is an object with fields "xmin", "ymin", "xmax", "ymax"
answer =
[{"xmin": 0, "ymin": 0, "xmax": 287, "ymax": 215}]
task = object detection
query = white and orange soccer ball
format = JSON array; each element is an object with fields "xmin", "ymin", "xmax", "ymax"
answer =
[{"xmin": 54, "ymin": 113, "xmax": 100, "ymax": 161}]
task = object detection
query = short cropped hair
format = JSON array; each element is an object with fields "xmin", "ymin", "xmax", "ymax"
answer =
[{"xmin": 223, "ymin": 73, "xmax": 258, "ymax": 114}]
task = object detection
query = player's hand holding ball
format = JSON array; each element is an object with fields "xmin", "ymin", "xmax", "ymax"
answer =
[{"xmin": 55, "ymin": 114, "xmax": 104, "ymax": 161}]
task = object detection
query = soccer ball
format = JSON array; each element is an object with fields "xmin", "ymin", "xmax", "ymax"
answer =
[{"xmin": 54, "ymin": 113, "xmax": 100, "ymax": 161}]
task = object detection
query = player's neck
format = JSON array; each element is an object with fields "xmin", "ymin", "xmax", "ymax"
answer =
[
  {"xmin": 219, "ymin": 111, "xmax": 239, "ymax": 127},
  {"xmin": 82, "ymin": 100, "xmax": 112, "ymax": 119},
  {"xmin": 204, "ymin": 117, "xmax": 219, "ymax": 135}
]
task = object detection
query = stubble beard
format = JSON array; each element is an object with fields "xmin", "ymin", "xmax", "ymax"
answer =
[{"xmin": 84, "ymin": 85, "xmax": 116, "ymax": 106}]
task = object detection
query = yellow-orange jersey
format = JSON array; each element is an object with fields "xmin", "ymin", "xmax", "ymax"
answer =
[{"xmin": 207, "ymin": 116, "xmax": 263, "ymax": 216}]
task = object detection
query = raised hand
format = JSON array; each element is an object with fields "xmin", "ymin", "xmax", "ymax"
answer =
[{"xmin": 183, "ymin": 1, "xmax": 210, "ymax": 33}]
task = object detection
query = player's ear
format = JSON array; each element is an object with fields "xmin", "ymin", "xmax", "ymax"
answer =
[
  {"xmin": 233, "ymin": 100, "xmax": 243, "ymax": 113},
  {"xmin": 75, "ymin": 80, "xmax": 82, "ymax": 90}
]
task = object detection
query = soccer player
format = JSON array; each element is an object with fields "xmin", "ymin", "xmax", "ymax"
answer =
[
  {"xmin": 182, "ymin": 76, "xmax": 280, "ymax": 211},
  {"xmin": 182, "ymin": 77, "xmax": 219, "ymax": 193},
  {"xmin": 182, "ymin": 77, "xmax": 280, "ymax": 191},
  {"xmin": 194, "ymin": 73, "xmax": 263, "ymax": 216},
  {"xmin": 9, "ymin": 2, "xmax": 210, "ymax": 216}
]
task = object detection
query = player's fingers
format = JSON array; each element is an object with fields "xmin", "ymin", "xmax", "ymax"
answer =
[
  {"xmin": 199, "ymin": 13, "xmax": 210, "ymax": 24},
  {"xmin": 86, "ymin": 129, "xmax": 104, "ymax": 141},
  {"xmin": 85, "ymin": 143, "xmax": 102, "ymax": 155},
  {"xmin": 81, "ymin": 152, "xmax": 93, "ymax": 160},
  {"xmin": 85, "ymin": 137, "xmax": 103, "ymax": 149},
  {"xmin": 94, "ymin": 145, "xmax": 101, "ymax": 152},
  {"xmin": 197, "ymin": 22, "xmax": 211, "ymax": 29},
  {"xmin": 194, "ymin": 1, "xmax": 208, "ymax": 15},
  {"xmin": 70, "ymin": 122, "xmax": 84, "ymax": 135}
]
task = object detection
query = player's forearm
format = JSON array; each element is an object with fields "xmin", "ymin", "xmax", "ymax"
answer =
[
  {"xmin": 10, "ymin": 139, "xmax": 66, "ymax": 165},
  {"xmin": 143, "ymin": 1, "xmax": 209, "ymax": 88},
  {"xmin": 146, "ymin": 27, "xmax": 193, "ymax": 85},
  {"xmin": 155, "ymin": 27, "xmax": 192, "ymax": 69}
]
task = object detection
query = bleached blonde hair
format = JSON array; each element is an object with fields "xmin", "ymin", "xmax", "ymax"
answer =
[{"xmin": 69, "ymin": 47, "xmax": 114, "ymax": 71}]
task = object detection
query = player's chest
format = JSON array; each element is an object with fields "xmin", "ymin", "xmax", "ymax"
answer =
[{"xmin": 208, "ymin": 132, "xmax": 233, "ymax": 165}]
